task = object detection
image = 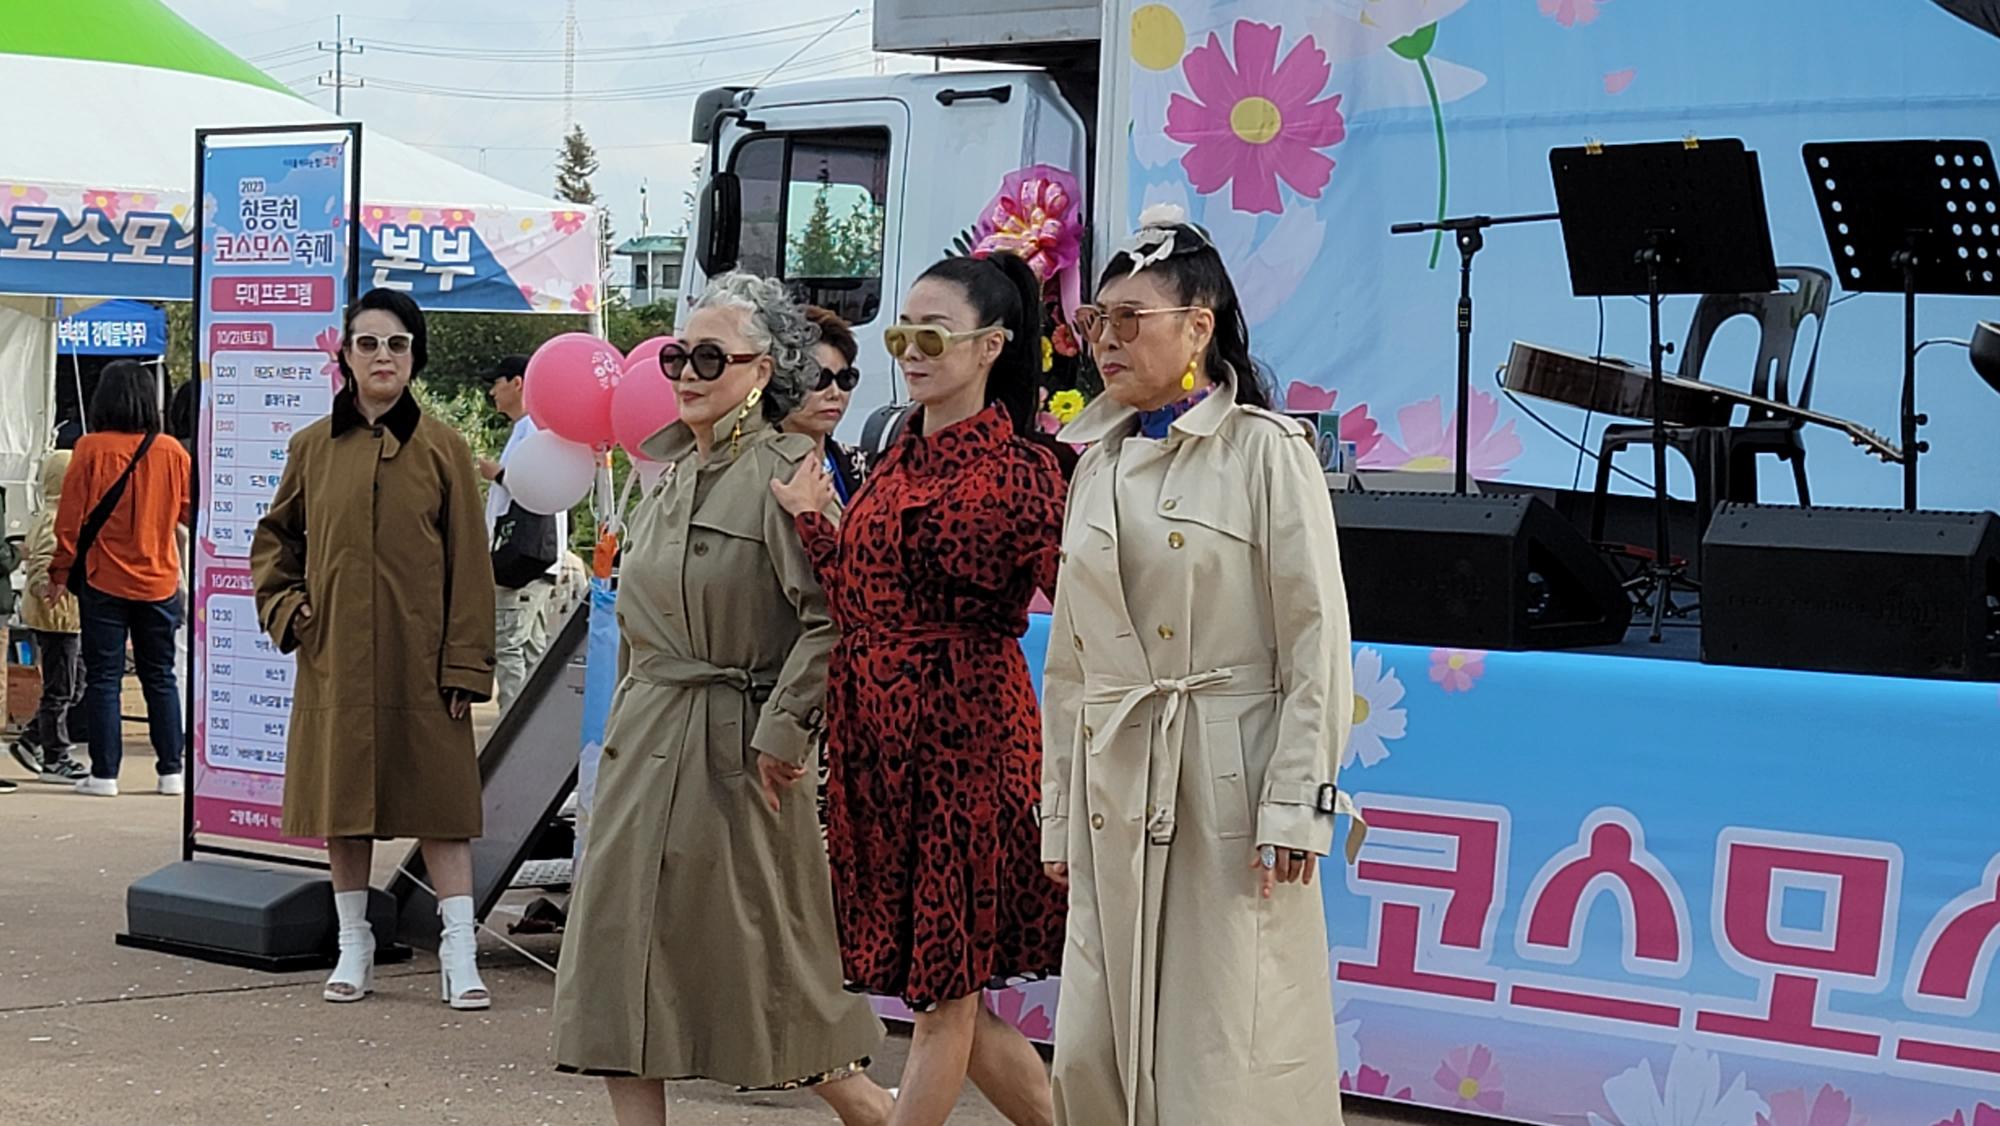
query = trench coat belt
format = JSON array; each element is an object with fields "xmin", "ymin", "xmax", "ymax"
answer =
[
  {"xmin": 1082, "ymin": 663, "xmax": 1277, "ymax": 845},
  {"xmin": 626, "ymin": 654, "xmax": 772, "ymax": 700}
]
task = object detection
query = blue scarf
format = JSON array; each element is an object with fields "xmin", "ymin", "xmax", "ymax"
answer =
[{"xmin": 1136, "ymin": 385, "xmax": 1214, "ymax": 440}]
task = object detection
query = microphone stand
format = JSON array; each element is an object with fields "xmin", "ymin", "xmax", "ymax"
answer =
[{"xmin": 1391, "ymin": 212, "xmax": 1561, "ymax": 495}]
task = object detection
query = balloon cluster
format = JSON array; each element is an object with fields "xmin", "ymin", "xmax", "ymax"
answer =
[{"xmin": 505, "ymin": 333, "xmax": 680, "ymax": 514}]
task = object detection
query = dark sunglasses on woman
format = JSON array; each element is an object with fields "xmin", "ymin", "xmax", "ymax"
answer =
[
  {"xmin": 816, "ymin": 365, "xmax": 861, "ymax": 392},
  {"xmin": 659, "ymin": 342, "xmax": 761, "ymax": 381}
]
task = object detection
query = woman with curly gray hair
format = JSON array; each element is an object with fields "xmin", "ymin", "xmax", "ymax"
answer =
[{"xmin": 553, "ymin": 272, "xmax": 892, "ymax": 1125}]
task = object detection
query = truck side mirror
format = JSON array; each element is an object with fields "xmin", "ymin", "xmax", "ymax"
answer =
[{"xmin": 698, "ymin": 171, "xmax": 742, "ymax": 278}]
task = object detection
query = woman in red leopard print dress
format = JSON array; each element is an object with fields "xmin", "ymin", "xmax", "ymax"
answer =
[{"xmin": 775, "ymin": 252, "xmax": 1066, "ymax": 1126}]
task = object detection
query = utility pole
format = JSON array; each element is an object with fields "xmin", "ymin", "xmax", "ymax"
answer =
[
  {"xmin": 563, "ymin": 0, "xmax": 578, "ymax": 131},
  {"xmin": 317, "ymin": 14, "xmax": 364, "ymax": 114}
]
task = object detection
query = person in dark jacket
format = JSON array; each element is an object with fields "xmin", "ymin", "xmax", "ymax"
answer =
[{"xmin": 784, "ymin": 306, "xmax": 869, "ymax": 504}]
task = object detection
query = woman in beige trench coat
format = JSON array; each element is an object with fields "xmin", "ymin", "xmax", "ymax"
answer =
[
  {"xmin": 252, "ymin": 288, "xmax": 497, "ymax": 1011},
  {"xmin": 1040, "ymin": 209, "xmax": 1365, "ymax": 1126},
  {"xmin": 551, "ymin": 272, "xmax": 890, "ymax": 1126}
]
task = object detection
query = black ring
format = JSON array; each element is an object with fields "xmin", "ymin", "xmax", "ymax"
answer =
[{"xmin": 1288, "ymin": 850, "xmax": 1308, "ymax": 862}]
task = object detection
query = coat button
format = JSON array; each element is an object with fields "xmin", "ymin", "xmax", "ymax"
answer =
[
  {"xmin": 1090, "ymin": 813, "xmax": 1105, "ymax": 830},
  {"xmin": 603, "ymin": 745, "xmax": 618, "ymax": 760},
  {"xmin": 1072, "ymin": 634, "xmax": 1083, "ymax": 651},
  {"xmin": 692, "ymin": 541, "xmax": 709, "ymax": 556},
  {"xmin": 1167, "ymin": 531, "xmax": 1185, "ymax": 549},
  {"xmin": 1082, "ymin": 725, "xmax": 1094, "ymax": 740},
  {"xmin": 1162, "ymin": 498, "xmax": 1178, "ymax": 511},
  {"xmin": 1158, "ymin": 624, "xmax": 1175, "ymax": 640}
]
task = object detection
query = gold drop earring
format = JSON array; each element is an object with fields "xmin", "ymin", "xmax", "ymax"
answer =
[
  {"xmin": 1181, "ymin": 358, "xmax": 1198, "ymax": 393},
  {"xmin": 729, "ymin": 386, "xmax": 764, "ymax": 456}
]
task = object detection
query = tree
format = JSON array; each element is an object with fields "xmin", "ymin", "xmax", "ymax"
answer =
[
  {"xmin": 556, "ymin": 124, "xmax": 614, "ymax": 282},
  {"xmin": 555, "ymin": 124, "xmax": 600, "ymax": 209},
  {"xmin": 834, "ymin": 196, "xmax": 885, "ymax": 276},
  {"xmin": 786, "ymin": 177, "xmax": 843, "ymax": 277},
  {"xmin": 603, "ymin": 293, "xmax": 676, "ymax": 352}
]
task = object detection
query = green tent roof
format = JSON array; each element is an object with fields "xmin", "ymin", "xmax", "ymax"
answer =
[{"xmin": 3, "ymin": 0, "xmax": 290, "ymax": 94}]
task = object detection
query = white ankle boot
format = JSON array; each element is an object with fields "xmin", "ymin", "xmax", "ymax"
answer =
[
  {"xmin": 323, "ymin": 890, "xmax": 375, "ymax": 1003},
  {"xmin": 437, "ymin": 896, "xmax": 490, "ymax": 1010}
]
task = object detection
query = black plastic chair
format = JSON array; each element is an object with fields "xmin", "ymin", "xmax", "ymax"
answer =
[{"xmin": 1590, "ymin": 266, "xmax": 1833, "ymax": 542}]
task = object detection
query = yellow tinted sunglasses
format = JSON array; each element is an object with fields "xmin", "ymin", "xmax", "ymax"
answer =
[{"xmin": 883, "ymin": 323, "xmax": 1012, "ymax": 359}]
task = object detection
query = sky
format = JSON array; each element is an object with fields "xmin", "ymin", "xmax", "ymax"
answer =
[{"xmin": 169, "ymin": 0, "xmax": 939, "ymax": 289}]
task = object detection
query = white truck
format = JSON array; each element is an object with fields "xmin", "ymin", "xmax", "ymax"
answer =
[{"xmin": 679, "ymin": 0, "xmax": 1112, "ymax": 443}]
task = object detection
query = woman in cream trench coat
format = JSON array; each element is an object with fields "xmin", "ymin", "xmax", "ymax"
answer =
[
  {"xmin": 552, "ymin": 273, "xmax": 888, "ymax": 1126},
  {"xmin": 1040, "ymin": 209, "xmax": 1364, "ymax": 1126}
]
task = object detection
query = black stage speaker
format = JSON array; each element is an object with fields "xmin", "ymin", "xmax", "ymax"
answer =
[
  {"xmin": 1332, "ymin": 493, "xmax": 1633, "ymax": 650},
  {"xmin": 1702, "ymin": 504, "xmax": 2000, "ymax": 680}
]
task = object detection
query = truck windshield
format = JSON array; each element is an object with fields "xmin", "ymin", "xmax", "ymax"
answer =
[{"xmin": 730, "ymin": 128, "xmax": 890, "ymax": 328}]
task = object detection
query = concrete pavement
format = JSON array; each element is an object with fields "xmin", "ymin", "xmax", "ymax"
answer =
[{"xmin": 0, "ymin": 707, "xmax": 1447, "ymax": 1126}]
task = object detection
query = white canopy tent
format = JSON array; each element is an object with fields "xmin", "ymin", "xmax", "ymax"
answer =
[{"xmin": 0, "ymin": 3, "xmax": 601, "ymax": 532}]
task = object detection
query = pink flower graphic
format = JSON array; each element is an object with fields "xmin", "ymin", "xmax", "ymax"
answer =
[
  {"xmin": 1542, "ymin": 0, "xmax": 1608, "ymax": 28},
  {"xmin": 1435, "ymin": 1045, "xmax": 1505, "ymax": 1112},
  {"xmin": 81, "ymin": 188, "xmax": 125, "ymax": 221},
  {"xmin": 1760, "ymin": 1086, "xmax": 1866, "ymax": 1126},
  {"xmin": 570, "ymin": 284, "xmax": 598, "ymax": 313},
  {"xmin": 1933, "ymin": 1105, "xmax": 2000, "ymax": 1126},
  {"xmin": 0, "ymin": 183, "xmax": 49, "ymax": 221},
  {"xmin": 1604, "ymin": 68, "xmax": 1637, "ymax": 94},
  {"xmin": 1284, "ymin": 383, "xmax": 1385, "ymax": 461},
  {"xmin": 1374, "ymin": 389, "xmax": 1523, "ymax": 479},
  {"xmin": 519, "ymin": 283, "xmax": 539, "ymax": 305},
  {"xmin": 1341, "ymin": 1065, "xmax": 1415, "ymax": 1099},
  {"xmin": 360, "ymin": 205, "xmax": 397, "ymax": 237},
  {"xmin": 986, "ymin": 988, "xmax": 1054, "ymax": 1042},
  {"xmin": 1166, "ymin": 21, "xmax": 1347, "ymax": 214},
  {"xmin": 438, "ymin": 207, "xmax": 477, "ymax": 230},
  {"xmin": 1430, "ymin": 649, "xmax": 1486, "ymax": 693},
  {"xmin": 552, "ymin": 209, "xmax": 588, "ymax": 235},
  {"xmin": 314, "ymin": 326, "xmax": 344, "ymax": 390}
]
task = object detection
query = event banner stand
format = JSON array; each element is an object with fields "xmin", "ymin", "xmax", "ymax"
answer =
[{"xmin": 114, "ymin": 123, "xmax": 407, "ymax": 973}]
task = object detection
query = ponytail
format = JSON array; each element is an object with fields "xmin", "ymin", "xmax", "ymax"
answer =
[{"xmin": 915, "ymin": 251, "xmax": 1044, "ymax": 437}]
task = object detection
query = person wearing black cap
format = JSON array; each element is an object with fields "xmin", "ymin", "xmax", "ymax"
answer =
[{"xmin": 479, "ymin": 354, "xmax": 567, "ymax": 712}]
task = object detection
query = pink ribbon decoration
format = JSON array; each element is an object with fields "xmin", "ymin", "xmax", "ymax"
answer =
[{"xmin": 972, "ymin": 164, "xmax": 1085, "ymax": 321}]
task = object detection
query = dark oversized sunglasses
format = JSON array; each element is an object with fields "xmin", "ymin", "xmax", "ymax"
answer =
[
  {"xmin": 816, "ymin": 365, "xmax": 860, "ymax": 392},
  {"xmin": 659, "ymin": 342, "xmax": 762, "ymax": 382}
]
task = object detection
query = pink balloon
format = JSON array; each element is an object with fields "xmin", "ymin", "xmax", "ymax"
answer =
[
  {"xmin": 612, "ymin": 354, "xmax": 681, "ymax": 460},
  {"xmin": 624, "ymin": 335, "xmax": 674, "ymax": 371},
  {"xmin": 524, "ymin": 332, "xmax": 625, "ymax": 448}
]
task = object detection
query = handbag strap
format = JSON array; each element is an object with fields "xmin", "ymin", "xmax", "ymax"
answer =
[{"xmin": 70, "ymin": 431, "xmax": 159, "ymax": 587}]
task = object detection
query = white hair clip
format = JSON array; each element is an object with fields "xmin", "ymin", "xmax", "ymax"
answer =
[{"xmin": 1117, "ymin": 203, "xmax": 1204, "ymax": 277}]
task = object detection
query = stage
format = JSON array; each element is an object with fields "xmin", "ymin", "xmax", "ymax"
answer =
[{"xmin": 978, "ymin": 605, "xmax": 2000, "ymax": 1123}]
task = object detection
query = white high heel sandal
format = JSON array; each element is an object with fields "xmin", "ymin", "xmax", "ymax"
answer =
[
  {"xmin": 324, "ymin": 889, "xmax": 375, "ymax": 1003},
  {"xmin": 437, "ymin": 896, "xmax": 490, "ymax": 1011}
]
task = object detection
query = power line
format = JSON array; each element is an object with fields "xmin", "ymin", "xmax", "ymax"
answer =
[
  {"xmin": 349, "ymin": 48, "xmax": 879, "ymax": 104},
  {"xmin": 348, "ymin": 14, "xmax": 853, "ymax": 60},
  {"xmin": 350, "ymin": 25, "xmax": 864, "ymax": 64}
]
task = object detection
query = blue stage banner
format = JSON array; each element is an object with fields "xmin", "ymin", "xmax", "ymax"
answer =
[
  {"xmin": 56, "ymin": 298, "xmax": 166, "ymax": 356},
  {"xmin": 1015, "ymin": 622, "xmax": 2000, "ymax": 1125}
]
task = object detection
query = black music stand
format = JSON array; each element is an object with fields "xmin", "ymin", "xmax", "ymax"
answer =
[
  {"xmin": 1550, "ymin": 140, "xmax": 1779, "ymax": 641},
  {"xmin": 1802, "ymin": 140, "xmax": 2000, "ymax": 510}
]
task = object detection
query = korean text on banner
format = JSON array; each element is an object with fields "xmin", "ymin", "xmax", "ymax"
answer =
[{"xmin": 191, "ymin": 138, "xmax": 354, "ymax": 847}]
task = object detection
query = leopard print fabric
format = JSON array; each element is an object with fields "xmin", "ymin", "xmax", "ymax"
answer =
[{"xmin": 797, "ymin": 402, "xmax": 1068, "ymax": 1009}]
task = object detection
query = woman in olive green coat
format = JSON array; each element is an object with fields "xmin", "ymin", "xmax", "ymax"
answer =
[
  {"xmin": 251, "ymin": 288, "xmax": 498, "ymax": 1012},
  {"xmin": 551, "ymin": 273, "xmax": 889, "ymax": 1126}
]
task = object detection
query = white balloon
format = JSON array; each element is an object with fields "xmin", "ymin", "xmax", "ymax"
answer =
[{"xmin": 506, "ymin": 429, "xmax": 598, "ymax": 515}]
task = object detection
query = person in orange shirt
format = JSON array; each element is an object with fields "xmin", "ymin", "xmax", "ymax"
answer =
[{"xmin": 44, "ymin": 360, "xmax": 193, "ymax": 798}]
